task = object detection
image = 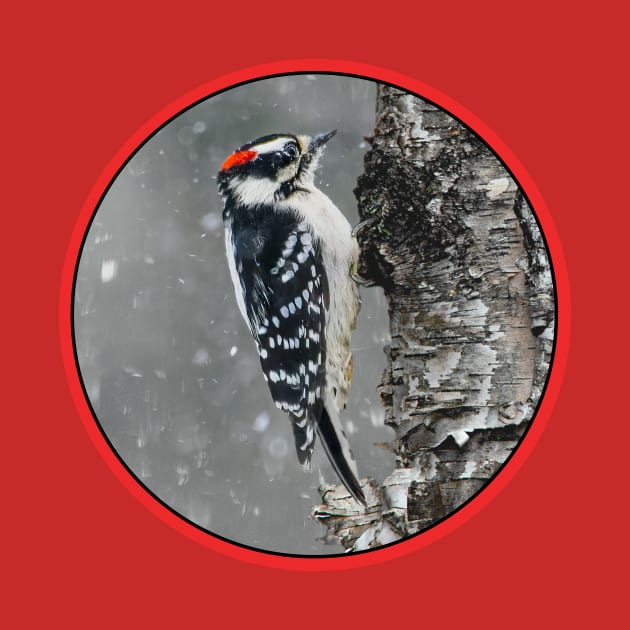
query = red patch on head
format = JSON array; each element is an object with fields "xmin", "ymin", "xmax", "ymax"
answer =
[{"xmin": 221, "ymin": 150, "xmax": 257, "ymax": 171}]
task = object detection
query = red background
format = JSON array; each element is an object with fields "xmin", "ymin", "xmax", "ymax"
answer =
[{"xmin": 3, "ymin": 2, "xmax": 626, "ymax": 627}]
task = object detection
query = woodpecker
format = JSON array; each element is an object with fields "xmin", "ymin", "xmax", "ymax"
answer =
[{"xmin": 217, "ymin": 131, "xmax": 366, "ymax": 506}]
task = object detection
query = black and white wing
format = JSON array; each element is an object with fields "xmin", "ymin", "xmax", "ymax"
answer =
[{"xmin": 225, "ymin": 206, "xmax": 328, "ymax": 466}]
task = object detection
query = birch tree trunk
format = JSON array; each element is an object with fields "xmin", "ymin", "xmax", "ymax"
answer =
[{"xmin": 314, "ymin": 85, "xmax": 555, "ymax": 551}]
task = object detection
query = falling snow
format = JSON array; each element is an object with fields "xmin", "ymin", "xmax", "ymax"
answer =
[
  {"xmin": 100, "ymin": 259, "xmax": 118, "ymax": 283},
  {"xmin": 253, "ymin": 411, "xmax": 270, "ymax": 432},
  {"xmin": 192, "ymin": 348, "xmax": 210, "ymax": 366}
]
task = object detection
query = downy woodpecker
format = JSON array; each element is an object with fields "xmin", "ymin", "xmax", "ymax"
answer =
[{"xmin": 217, "ymin": 131, "xmax": 366, "ymax": 505}]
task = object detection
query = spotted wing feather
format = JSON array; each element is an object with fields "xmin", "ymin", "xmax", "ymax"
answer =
[{"xmin": 226, "ymin": 205, "xmax": 329, "ymax": 465}]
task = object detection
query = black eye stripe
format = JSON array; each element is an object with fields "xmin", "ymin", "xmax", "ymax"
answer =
[{"xmin": 270, "ymin": 144, "xmax": 299, "ymax": 167}]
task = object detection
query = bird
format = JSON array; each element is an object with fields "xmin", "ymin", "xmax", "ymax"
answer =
[{"xmin": 217, "ymin": 130, "xmax": 366, "ymax": 506}]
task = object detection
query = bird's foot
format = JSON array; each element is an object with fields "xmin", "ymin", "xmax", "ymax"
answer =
[
  {"xmin": 351, "ymin": 216, "xmax": 378, "ymax": 240},
  {"xmin": 351, "ymin": 260, "xmax": 375, "ymax": 287}
]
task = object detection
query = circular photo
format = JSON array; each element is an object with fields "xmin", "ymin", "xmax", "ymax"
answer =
[{"xmin": 73, "ymin": 73, "xmax": 556, "ymax": 556}]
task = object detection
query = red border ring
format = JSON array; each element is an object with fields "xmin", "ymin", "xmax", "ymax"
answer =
[{"xmin": 59, "ymin": 60, "xmax": 570, "ymax": 571}]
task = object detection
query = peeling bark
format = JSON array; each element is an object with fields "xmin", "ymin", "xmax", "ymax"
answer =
[{"xmin": 314, "ymin": 86, "xmax": 555, "ymax": 550}]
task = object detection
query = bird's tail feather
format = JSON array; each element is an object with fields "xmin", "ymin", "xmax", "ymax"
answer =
[{"xmin": 316, "ymin": 404, "xmax": 366, "ymax": 506}]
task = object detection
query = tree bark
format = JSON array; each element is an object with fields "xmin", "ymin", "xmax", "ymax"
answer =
[{"xmin": 313, "ymin": 85, "xmax": 555, "ymax": 551}]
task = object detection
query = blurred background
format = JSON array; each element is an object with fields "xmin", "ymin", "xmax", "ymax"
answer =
[{"xmin": 74, "ymin": 74, "xmax": 394, "ymax": 555}]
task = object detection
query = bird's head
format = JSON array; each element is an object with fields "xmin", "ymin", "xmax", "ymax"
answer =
[{"xmin": 217, "ymin": 130, "xmax": 336, "ymax": 206}]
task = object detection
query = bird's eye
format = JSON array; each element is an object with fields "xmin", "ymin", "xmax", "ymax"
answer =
[{"xmin": 285, "ymin": 144, "xmax": 298, "ymax": 159}]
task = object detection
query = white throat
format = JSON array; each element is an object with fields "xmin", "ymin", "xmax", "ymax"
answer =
[{"xmin": 226, "ymin": 175, "xmax": 281, "ymax": 207}]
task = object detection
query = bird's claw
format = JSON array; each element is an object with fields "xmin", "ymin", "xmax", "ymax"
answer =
[
  {"xmin": 351, "ymin": 262, "xmax": 375, "ymax": 287},
  {"xmin": 351, "ymin": 271, "xmax": 375, "ymax": 287},
  {"xmin": 351, "ymin": 216, "xmax": 378, "ymax": 239}
]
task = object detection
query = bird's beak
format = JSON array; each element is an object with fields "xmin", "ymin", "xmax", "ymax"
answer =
[{"xmin": 309, "ymin": 129, "xmax": 337, "ymax": 152}]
